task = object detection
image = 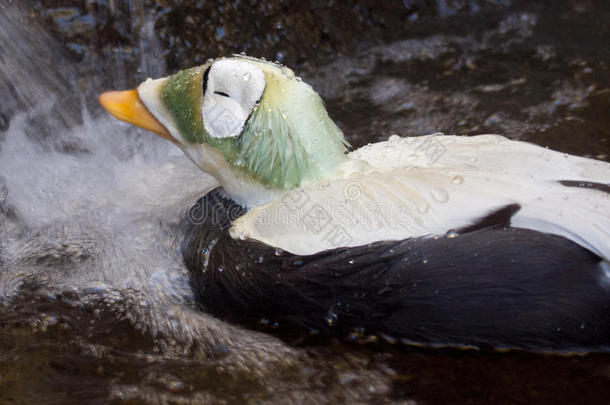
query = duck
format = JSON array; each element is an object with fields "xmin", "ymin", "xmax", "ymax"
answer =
[{"xmin": 99, "ymin": 55, "xmax": 610, "ymax": 352}]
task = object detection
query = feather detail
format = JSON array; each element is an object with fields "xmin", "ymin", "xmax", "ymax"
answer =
[{"xmin": 231, "ymin": 134, "xmax": 610, "ymax": 258}]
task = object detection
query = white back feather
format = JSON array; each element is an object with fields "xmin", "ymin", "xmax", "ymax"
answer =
[{"xmin": 230, "ymin": 134, "xmax": 610, "ymax": 258}]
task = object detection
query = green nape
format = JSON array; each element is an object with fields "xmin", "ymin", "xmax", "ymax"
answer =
[
  {"xmin": 234, "ymin": 86, "xmax": 349, "ymax": 190},
  {"xmin": 237, "ymin": 107, "xmax": 311, "ymax": 189}
]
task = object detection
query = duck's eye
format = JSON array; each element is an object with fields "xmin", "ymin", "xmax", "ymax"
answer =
[{"xmin": 202, "ymin": 59, "xmax": 266, "ymax": 139}]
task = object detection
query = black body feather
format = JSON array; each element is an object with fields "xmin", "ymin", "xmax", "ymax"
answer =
[{"xmin": 182, "ymin": 189, "xmax": 610, "ymax": 352}]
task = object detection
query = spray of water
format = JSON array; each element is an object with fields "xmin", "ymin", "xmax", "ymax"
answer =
[{"xmin": 0, "ymin": 3, "xmax": 216, "ymax": 303}]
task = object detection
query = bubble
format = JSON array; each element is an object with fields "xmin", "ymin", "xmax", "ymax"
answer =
[{"xmin": 243, "ymin": 72, "xmax": 251, "ymax": 82}]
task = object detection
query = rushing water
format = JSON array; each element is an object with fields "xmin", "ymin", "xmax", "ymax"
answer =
[{"xmin": 1, "ymin": 1, "xmax": 610, "ymax": 404}]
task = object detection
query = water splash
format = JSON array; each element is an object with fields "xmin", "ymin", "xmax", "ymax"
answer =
[{"xmin": 0, "ymin": 3, "xmax": 214, "ymax": 304}]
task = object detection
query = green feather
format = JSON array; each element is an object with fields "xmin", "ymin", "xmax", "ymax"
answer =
[
  {"xmin": 234, "ymin": 87, "xmax": 348, "ymax": 189},
  {"xmin": 160, "ymin": 59, "xmax": 349, "ymax": 191},
  {"xmin": 160, "ymin": 66, "xmax": 207, "ymax": 144}
]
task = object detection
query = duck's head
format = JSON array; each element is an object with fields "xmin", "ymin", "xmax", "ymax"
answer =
[{"xmin": 99, "ymin": 55, "xmax": 348, "ymax": 206}]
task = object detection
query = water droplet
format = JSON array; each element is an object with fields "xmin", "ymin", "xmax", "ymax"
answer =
[
  {"xmin": 348, "ymin": 259, "xmax": 355, "ymax": 264},
  {"xmin": 283, "ymin": 68, "xmax": 295, "ymax": 80},
  {"xmin": 206, "ymin": 58, "xmax": 214, "ymax": 64},
  {"xmin": 257, "ymin": 255, "xmax": 264, "ymax": 264},
  {"xmin": 274, "ymin": 248, "xmax": 284, "ymax": 256},
  {"xmin": 380, "ymin": 333, "xmax": 397, "ymax": 344},
  {"xmin": 217, "ymin": 266, "xmax": 224, "ymax": 272},
  {"xmin": 389, "ymin": 134, "xmax": 401, "ymax": 142},
  {"xmin": 452, "ymin": 175, "xmax": 464, "ymax": 184},
  {"xmin": 201, "ymin": 248, "xmax": 211, "ymax": 270},
  {"xmin": 580, "ymin": 323, "xmax": 585, "ymax": 329},
  {"xmin": 422, "ymin": 259, "xmax": 428, "ymax": 264},
  {"xmin": 377, "ymin": 286, "xmax": 392, "ymax": 296},
  {"xmin": 417, "ymin": 202, "xmax": 430, "ymax": 214},
  {"xmin": 242, "ymin": 72, "xmax": 251, "ymax": 82},
  {"xmin": 239, "ymin": 51, "xmax": 246, "ymax": 56},
  {"xmin": 445, "ymin": 229, "xmax": 458, "ymax": 238},
  {"xmin": 325, "ymin": 312, "xmax": 338, "ymax": 326},
  {"xmin": 430, "ymin": 188, "xmax": 449, "ymax": 203}
]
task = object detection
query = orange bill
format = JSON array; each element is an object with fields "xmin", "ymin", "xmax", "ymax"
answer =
[{"xmin": 98, "ymin": 89, "xmax": 174, "ymax": 142}]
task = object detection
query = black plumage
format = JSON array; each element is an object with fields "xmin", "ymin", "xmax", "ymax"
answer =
[{"xmin": 182, "ymin": 188, "xmax": 610, "ymax": 352}]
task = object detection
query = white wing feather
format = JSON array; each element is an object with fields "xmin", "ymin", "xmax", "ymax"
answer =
[{"xmin": 230, "ymin": 134, "xmax": 610, "ymax": 258}]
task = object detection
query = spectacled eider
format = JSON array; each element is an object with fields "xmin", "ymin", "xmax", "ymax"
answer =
[{"xmin": 99, "ymin": 55, "xmax": 610, "ymax": 352}]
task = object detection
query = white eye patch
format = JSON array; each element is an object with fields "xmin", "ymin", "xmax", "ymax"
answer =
[{"xmin": 202, "ymin": 59, "xmax": 266, "ymax": 139}]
